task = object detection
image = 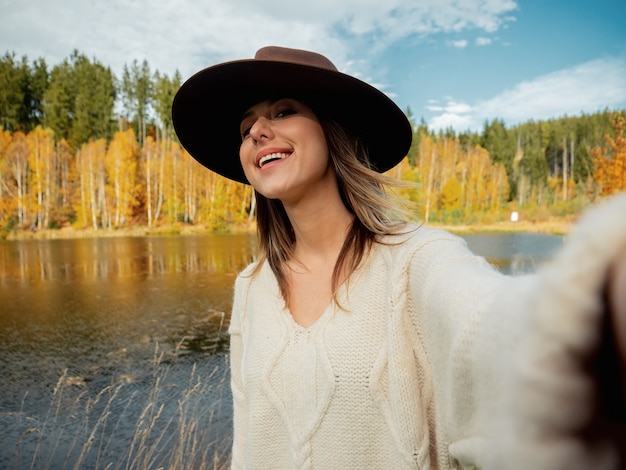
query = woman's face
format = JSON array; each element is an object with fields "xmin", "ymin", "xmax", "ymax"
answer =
[{"xmin": 239, "ymin": 98, "xmax": 334, "ymax": 204}]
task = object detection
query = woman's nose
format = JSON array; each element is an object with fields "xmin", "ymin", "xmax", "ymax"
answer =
[{"xmin": 249, "ymin": 116, "xmax": 273, "ymax": 142}]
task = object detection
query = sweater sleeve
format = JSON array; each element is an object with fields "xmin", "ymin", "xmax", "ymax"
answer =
[
  {"xmin": 408, "ymin": 194, "xmax": 626, "ymax": 469},
  {"xmin": 485, "ymin": 194, "xmax": 626, "ymax": 470},
  {"xmin": 229, "ymin": 272, "xmax": 250, "ymax": 469}
]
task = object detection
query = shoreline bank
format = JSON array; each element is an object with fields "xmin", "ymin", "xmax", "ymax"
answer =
[
  {"xmin": 3, "ymin": 216, "xmax": 574, "ymax": 241},
  {"xmin": 431, "ymin": 216, "xmax": 574, "ymax": 236}
]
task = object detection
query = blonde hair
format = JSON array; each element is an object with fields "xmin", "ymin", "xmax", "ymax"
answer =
[{"xmin": 251, "ymin": 115, "xmax": 414, "ymax": 306}]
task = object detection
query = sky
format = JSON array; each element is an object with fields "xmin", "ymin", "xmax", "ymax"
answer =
[{"xmin": 1, "ymin": 0, "xmax": 625, "ymax": 133}]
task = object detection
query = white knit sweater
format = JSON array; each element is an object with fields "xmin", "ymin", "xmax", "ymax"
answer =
[{"xmin": 229, "ymin": 195, "xmax": 626, "ymax": 469}]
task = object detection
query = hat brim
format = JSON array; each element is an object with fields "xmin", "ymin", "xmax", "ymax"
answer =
[{"xmin": 172, "ymin": 59, "xmax": 412, "ymax": 184}]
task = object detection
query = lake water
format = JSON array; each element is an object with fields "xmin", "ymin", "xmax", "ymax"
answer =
[{"xmin": 0, "ymin": 230, "xmax": 562, "ymax": 469}]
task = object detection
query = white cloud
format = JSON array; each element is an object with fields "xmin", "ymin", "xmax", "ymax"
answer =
[
  {"xmin": 445, "ymin": 101, "xmax": 473, "ymax": 114},
  {"xmin": 0, "ymin": 0, "xmax": 518, "ymax": 80},
  {"xmin": 476, "ymin": 37, "xmax": 492, "ymax": 46},
  {"xmin": 0, "ymin": 0, "xmax": 346, "ymax": 79},
  {"xmin": 426, "ymin": 105, "xmax": 444, "ymax": 112},
  {"xmin": 229, "ymin": 0, "xmax": 518, "ymax": 37},
  {"xmin": 449, "ymin": 39, "xmax": 469, "ymax": 48},
  {"xmin": 427, "ymin": 99, "xmax": 474, "ymax": 130},
  {"xmin": 430, "ymin": 112, "xmax": 474, "ymax": 131},
  {"xmin": 481, "ymin": 58, "xmax": 626, "ymax": 122},
  {"xmin": 427, "ymin": 57, "xmax": 626, "ymax": 132}
]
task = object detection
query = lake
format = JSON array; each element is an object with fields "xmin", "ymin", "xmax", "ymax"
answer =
[{"xmin": 0, "ymin": 230, "xmax": 563, "ymax": 469}]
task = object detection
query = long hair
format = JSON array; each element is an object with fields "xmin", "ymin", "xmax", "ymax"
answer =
[{"xmin": 252, "ymin": 115, "xmax": 413, "ymax": 306}]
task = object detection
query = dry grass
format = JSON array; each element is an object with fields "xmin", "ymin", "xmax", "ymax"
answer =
[
  {"xmin": 5, "ymin": 348, "xmax": 233, "ymax": 470},
  {"xmin": 5, "ymin": 222, "xmax": 255, "ymax": 241},
  {"xmin": 432, "ymin": 216, "xmax": 575, "ymax": 236}
]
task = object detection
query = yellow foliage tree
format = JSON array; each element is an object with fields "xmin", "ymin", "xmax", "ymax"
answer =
[
  {"xmin": 408, "ymin": 133, "xmax": 510, "ymax": 223},
  {"xmin": 26, "ymin": 126, "xmax": 56, "ymax": 229},
  {"xmin": 105, "ymin": 129, "xmax": 139, "ymax": 227},
  {"xmin": 593, "ymin": 113, "xmax": 626, "ymax": 196},
  {"xmin": 0, "ymin": 130, "xmax": 16, "ymax": 229},
  {"xmin": 440, "ymin": 176, "xmax": 463, "ymax": 211},
  {"xmin": 1, "ymin": 124, "xmax": 516, "ymax": 232},
  {"xmin": 75, "ymin": 139, "xmax": 108, "ymax": 229},
  {"xmin": 416, "ymin": 134, "xmax": 439, "ymax": 222},
  {"xmin": 392, "ymin": 157, "xmax": 423, "ymax": 206},
  {"xmin": 5, "ymin": 132, "xmax": 29, "ymax": 227},
  {"xmin": 56, "ymin": 139, "xmax": 75, "ymax": 222}
]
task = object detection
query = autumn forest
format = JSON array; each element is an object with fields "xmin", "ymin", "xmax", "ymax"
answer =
[{"xmin": 1, "ymin": 50, "xmax": 625, "ymax": 238}]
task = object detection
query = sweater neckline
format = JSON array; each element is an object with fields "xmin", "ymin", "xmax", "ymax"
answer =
[
  {"xmin": 283, "ymin": 300, "xmax": 334, "ymax": 332},
  {"xmin": 259, "ymin": 261, "xmax": 336, "ymax": 331},
  {"xmin": 258, "ymin": 244, "xmax": 380, "ymax": 331}
]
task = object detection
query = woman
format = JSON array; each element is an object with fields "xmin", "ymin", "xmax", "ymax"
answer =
[{"xmin": 172, "ymin": 46, "xmax": 626, "ymax": 469}]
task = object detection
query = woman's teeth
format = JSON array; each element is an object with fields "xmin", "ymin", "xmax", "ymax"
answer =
[{"xmin": 259, "ymin": 152, "xmax": 289, "ymax": 168}]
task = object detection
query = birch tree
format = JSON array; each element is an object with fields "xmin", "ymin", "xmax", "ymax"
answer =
[
  {"xmin": 105, "ymin": 129, "xmax": 138, "ymax": 227},
  {"xmin": 5, "ymin": 131, "xmax": 29, "ymax": 226},
  {"xmin": 75, "ymin": 139, "xmax": 107, "ymax": 229},
  {"xmin": 26, "ymin": 126, "xmax": 55, "ymax": 229}
]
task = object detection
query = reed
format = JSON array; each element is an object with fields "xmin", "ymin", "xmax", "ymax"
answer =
[{"xmin": 6, "ymin": 347, "xmax": 233, "ymax": 469}]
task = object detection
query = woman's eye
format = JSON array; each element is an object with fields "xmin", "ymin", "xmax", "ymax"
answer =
[
  {"xmin": 275, "ymin": 108, "xmax": 296, "ymax": 119},
  {"xmin": 240, "ymin": 124, "xmax": 252, "ymax": 139}
]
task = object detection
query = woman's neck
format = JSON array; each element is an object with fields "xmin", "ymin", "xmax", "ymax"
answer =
[
  {"xmin": 281, "ymin": 193, "xmax": 354, "ymax": 327},
  {"xmin": 283, "ymin": 191, "xmax": 354, "ymax": 266}
]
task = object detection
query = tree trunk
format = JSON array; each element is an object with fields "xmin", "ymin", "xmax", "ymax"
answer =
[
  {"xmin": 562, "ymin": 136, "xmax": 568, "ymax": 201},
  {"xmin": 146, "ymin": 146, "xmax": 153, "ymax": 228},
  {"xmin": 424, "ymin": 148, "xmax": 436, "ymax": 223}
]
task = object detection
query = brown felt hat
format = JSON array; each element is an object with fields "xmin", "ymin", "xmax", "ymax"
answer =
[{"xmin": 172, "ymin": 46, "xmax": 412, "ymax": 184}]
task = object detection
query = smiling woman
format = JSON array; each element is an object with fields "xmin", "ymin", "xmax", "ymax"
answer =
[{"xmin": 172, "ymin": 45, "xmax": 626, "ymax": 469}]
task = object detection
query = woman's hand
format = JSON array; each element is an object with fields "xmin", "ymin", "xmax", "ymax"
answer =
[
  {"xmin": 599, "ymin": 243, "xmax": 626, "ymax": 464},
  {"xmin": 608, "ymin": 244, "xmax": 626, "ymax": 406}
]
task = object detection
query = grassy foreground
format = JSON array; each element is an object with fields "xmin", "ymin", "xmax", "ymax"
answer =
[{"xmin": 3, "ymin": 350, "xmax": 233, "ymax": 470}]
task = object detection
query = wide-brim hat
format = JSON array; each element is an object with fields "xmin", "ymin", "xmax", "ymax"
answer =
[{"xmin": 172, "ymin": 46, "xmax": 412, "ymax": 184}]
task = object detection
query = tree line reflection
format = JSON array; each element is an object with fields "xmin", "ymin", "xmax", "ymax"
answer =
[{"xmin": 0, "ymin": 234, "xmax": 258, "ymax": 284}]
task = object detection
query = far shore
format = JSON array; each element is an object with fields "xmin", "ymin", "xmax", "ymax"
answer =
[
  {"xmin": 431, "ymin": 216, "xmax": 575, "ymax": 236},
  {"xmin": 3, "ymin": 216, "xmax": 575, "ymax": 241}
]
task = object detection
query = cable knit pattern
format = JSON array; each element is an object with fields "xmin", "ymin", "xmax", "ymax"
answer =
[{"xmin": 229, "ymin": 194, "xmax": 626, "ymax": 469}]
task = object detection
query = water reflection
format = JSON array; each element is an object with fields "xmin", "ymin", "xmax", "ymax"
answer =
[
  {"xmin": 461, "ymin": 232, "xmax": 563, "ymax": 275},
  {"xmin": 0, "ymin": 234, "xmax": 258, "ymax": 284},
  {"xmin": 0, "ymin": 234, "xmax": 259, "ymax": 361}
]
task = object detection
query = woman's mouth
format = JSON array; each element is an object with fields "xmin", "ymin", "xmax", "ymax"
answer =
[{"xmin": 258, "ymin": 152, "xmax": 290, "ymax": 168}]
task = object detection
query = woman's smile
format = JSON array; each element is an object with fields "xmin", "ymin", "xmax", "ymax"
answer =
[{"xmin": 256, "ymin": 149, "xmax": 292, "ymax": 169}]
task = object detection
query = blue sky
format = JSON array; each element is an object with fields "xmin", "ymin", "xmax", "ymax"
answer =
[{"xmin": 1, "ymin": 0, "xmax": 625, "ymax": 132}]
